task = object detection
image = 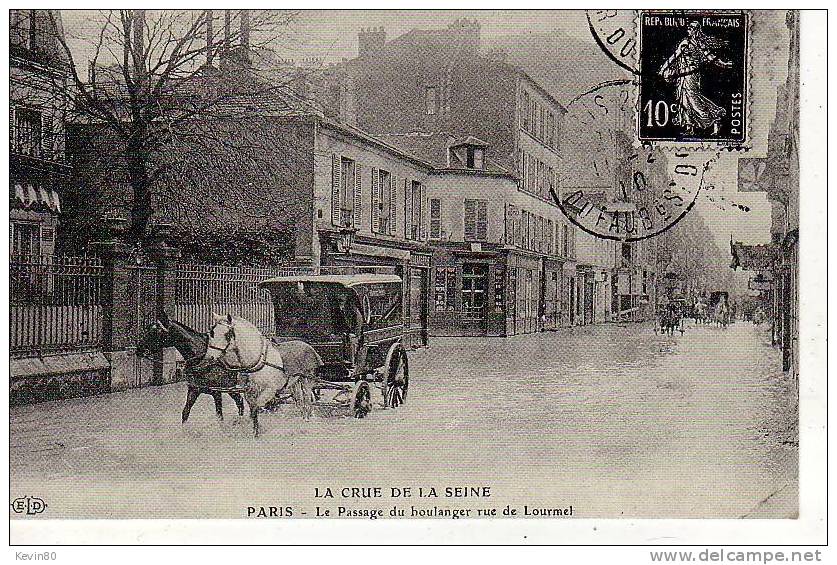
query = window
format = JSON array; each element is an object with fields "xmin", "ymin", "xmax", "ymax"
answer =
[
  {"xmin": 372, "ymin": 168, "xmax": 391, "ymax": 234},
  {"xmin": 532, "ymin": 103, "xmax": 539, "ymax": 136},
  {"xmin": 434, "ymin": 267, "xmax": 456, "ymax": 312},
  {"xmin": 15, "ymin": 108, "xmax": 42, "ymax": 157},
  {"xmin": 540, "ymin": 107, "xmax": 546, "ymax": 140},
  {"xmin": 562, "ymin": 224, "xmax": 569, "ymax": 257},
  {"xmin": 340, "ymin": 157, "xmax": 356, "ymax": 226},
  {"xmin": 462, "ymin": 264, "xmax": 489, "ymax": 320},
  {"xmin": 429, "ymin": 198, "xmax": 442, "ymax": 239},
  {"xmin": 410, "ymin": 181, "xmax": 422, "ymax": 239},
  {"xmin": 522, "ymin": 91, "xmax": 530, "ymax": 130},
  {"xmin": 365, "ymin": 283, "xmax": 403, "ymax": 328},
  {"xmin": 425, "ymin": 86, "xmax": 437, "ymax": 115},
  {"xmin": 547, "ymin": 218, "xmax": 552, "ymax": 253},
  {"xmin": 547, "ymin": 112, "xmax": 554, "ymax": 147},
  {"xmin": 11, "ymin": 222, "xmax": 41, "ymax": 257},
  {"xmin": 466, "ymin": 147, "xmax": 484, "ymax": 170},
  {"xmin": 526, "ymin": 155, "xmax": 537, "ymax": 192},
  {"xmin": 464, "ymin": 199, "xmax": 488, "ymax": 241},
  {"xmin": 553, "ymin": 117, "xmax": 559, "ymax": 150}
]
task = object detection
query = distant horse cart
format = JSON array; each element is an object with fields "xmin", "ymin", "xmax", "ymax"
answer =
[
  {"xmin": 655, "ymin": 298, "xmax": 685, "ymax": 336},
  {"xmin": 204, "ymin": 274, "xmax": 411, "ymax": 436},
  {"xmin": 709, "ymin": 291, "xmax": 731, "ymax": 329}
]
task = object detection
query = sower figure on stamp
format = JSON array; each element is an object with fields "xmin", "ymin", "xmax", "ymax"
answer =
[{"xmin": 659, "ymin": 21, "xmax": 734, "ymax": 136}]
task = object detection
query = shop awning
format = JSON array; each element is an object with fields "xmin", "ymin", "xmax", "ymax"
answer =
[{"xmin": 12, "ymin": 183, "xmax": 61, "ymax": 213}]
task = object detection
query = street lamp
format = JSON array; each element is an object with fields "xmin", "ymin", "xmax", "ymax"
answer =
[{"xmin": 336, "ymin": 225, "xmax": 357, "ymax": 255}]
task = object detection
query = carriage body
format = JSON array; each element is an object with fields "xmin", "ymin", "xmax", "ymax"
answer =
[{"xmin": 258, "ymin": 274, "xmax": 410, "ymax": 416}]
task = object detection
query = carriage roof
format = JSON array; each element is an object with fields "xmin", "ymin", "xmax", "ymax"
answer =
[{"xmin": 259, "ymin": 274, "xmax": 402, "ymax": 290}]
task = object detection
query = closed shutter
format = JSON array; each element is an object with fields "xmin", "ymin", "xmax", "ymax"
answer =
[
  {"xmin": 505, "ymin": 204, "xmax": 516, "ymax": 244},
  {"xmin": 404, "ymin": 179, "xmax": 412, "ymax": 239},
  {"xmin": 353, "ymin": 162, "xmax": 362, "ymax": 227},
  {"xmin": 371, "ymin": 167, "xmax": 380, "ymax": 233},
  {"xmin": 419, "ymin": 183, "xmax": 427, "ymax": 240},
  {"xmin": 331, "ymin": 154, "xmax": 341, "ymax": 226},
  {"xmin": 389, "ymin": 175, "xmax": 397, "ymax": 235},
  {"xmin": 430, "ymin": 198, "xmax": 441, "ymax": 239},
  {"xmin": 464, "ymin": 199, "xmax": 476, "ymax": 241},
  {"xmin": 9, "ymin": 106, "xmax": 15, "ymax": 149},
  {"xmin": 41, "ymin": 114, "xmax": 53, "ymax": 159},
  {"xmin": 476, "ymin": 201, "xmax": 488, "ymax": 241}
]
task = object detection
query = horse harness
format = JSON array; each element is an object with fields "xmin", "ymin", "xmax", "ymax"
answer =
[{"xmin": 207, "ymin": 325, "xmax": 292, "ymax": 390}]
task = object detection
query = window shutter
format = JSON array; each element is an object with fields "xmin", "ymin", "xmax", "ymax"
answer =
[
  {"xmin": 389, "ymin": 175, "xmax": 397, "ymax": 235},
  {"xmin": 404, "ymin": 179, "xmax": 412, "ymax": 239},
  {"xmin": 419, "ymin": 183, "xmax": 427, "ymax": 241},
  {"xmin": 331, "ymin": 154, "xmax": 341, "ymax": 226},
  {"xmin": 505, "ymin": 204, "xmax": 516, "ymax": 244},
  {"xmin": 476, "ymin": 201, "xmax": 488, "ymax": 241},
  {"xmin": 371, "ymin": 167, "xmax": 380, "ymax": 233},
  {"xmin": 430, "ymin": 198, "xmax": 441, "ymax": 239},
  {"xmin": 464, "ymin": 199, "xmax": 476, "ymax": 241},
  {"xmin": 41, "ymin": 114, "xmax": 53, "ymax": 159},
  {"xmin": 10, "ymin": 106, "xmax": 15, "ymax": 149},
  {"xmin": 353, "ymin": 162, "xmax": 362, "ymax": 227}
]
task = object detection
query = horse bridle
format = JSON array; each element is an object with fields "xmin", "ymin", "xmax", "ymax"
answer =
[
  {"xmin": 207, "ymin": 321, "xmax": 283, "ymax": 374},
  {"xmin": 206, "ymin": 323, "xmax": 238, "ymax": 368}
]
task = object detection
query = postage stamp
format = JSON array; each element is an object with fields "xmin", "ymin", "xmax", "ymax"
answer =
[{"xmin": 637, "ymin": 11, "xmax": 750, "ymax": 148}]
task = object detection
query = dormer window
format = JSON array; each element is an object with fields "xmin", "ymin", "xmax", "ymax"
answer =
[{"xmin": 466, "ymin": 147, "xmax": 484, "ymax": 170}]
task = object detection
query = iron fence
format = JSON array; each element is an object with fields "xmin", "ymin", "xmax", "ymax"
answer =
[{"xmin": 10, "ymin": 254, "xmax": 104, "ymax": 357}]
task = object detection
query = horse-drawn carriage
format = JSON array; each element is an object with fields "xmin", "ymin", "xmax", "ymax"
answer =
[
  {"xmin": 258, "ymin": 274, "xmax": 409, "ymax": 419},
  {"xmin": 654, "ymin": 297, "xmax": 686, "ymax": 336},
  {"xmin": 138, "ymin": 272, "xmax": 413, "ymax": 436}
]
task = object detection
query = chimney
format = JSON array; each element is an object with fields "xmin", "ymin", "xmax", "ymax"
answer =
[
  {"xmin": 448, "ymin": 18, "xmax": 480, "ymax": 54},
  {"xmin": 358, "ymin": 26, "xmax": 386, "ymax": 59},
  {"xmin": 205, "ymin": 10, "xmax": 214, "ymax": 66}
]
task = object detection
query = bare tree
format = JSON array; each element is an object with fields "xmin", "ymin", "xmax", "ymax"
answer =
[{"xmin": 50, "ymin": 9, "xmax": 317, "ymax": 246}]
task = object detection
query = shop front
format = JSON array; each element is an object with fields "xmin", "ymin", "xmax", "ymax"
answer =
[
  {"xmin": 428, "ymin": 244, "xmax": 544, "ymax": 337},
  {"xmin": 429, "ymin": 244, "xmax": 506, "ymax": 337}
]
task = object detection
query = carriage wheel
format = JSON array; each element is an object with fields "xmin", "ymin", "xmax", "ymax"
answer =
[
  {"xmin": 350, "ymin": 381, "xmax": 372, "ymax": 419},
  {"xmin": 384, "ymin": 348, "xmax": 409, "ymax": 408}
]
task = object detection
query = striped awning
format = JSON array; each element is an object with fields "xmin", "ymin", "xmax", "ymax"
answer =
[{"xmin": 12, "ymin": 183, "xmax": 61, "ymax": 213}]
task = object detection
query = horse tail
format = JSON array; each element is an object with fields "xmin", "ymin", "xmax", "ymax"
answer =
[{"xmin": 290, "ymin": 373, "xmax": 315, "ymax": 420}]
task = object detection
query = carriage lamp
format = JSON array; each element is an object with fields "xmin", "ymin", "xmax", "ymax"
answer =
[{"xmin": 336, "ymin": 225, "xmax": 358, "ymax": 255}]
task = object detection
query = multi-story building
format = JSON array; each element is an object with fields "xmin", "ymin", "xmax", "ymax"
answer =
[
  {"xmin": 10, "ymin": 10, "xmax": 70, "ymax": 257},
  {"xmin": 319, "ymin": 20, "xmax": 585, "ymax": 330},
  {"xmin": 735, "ymin": 11, "xmax": 799, "ymax": 376},
  {"xmin": 377, "ymin": 131, "xmax": 576, "ymax": 336}
]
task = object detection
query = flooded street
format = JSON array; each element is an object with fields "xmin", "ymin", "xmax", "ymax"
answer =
[{"xmin": 10, "ymin": 321, "xmax": 797, "ymax": 519}]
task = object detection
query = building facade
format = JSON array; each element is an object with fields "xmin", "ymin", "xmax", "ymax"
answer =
[
  {"xmin": 735, "ymin": 11, "xmax": 799, "ymax": 378},
  {"xmin": 314, "ymin": 21, "xmax": 593, "ymax": 333},
  {"xmin": 10, "ymin": 10, "xmax": 70, "ymax": 257}
]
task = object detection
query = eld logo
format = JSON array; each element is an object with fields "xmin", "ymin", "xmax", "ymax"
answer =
[{"xmin": 10, "ymin": 496, "xmax": 47, "ymax": 515}]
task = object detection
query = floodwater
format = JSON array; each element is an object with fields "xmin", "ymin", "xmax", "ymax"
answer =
[{"xmin": 10, "ymin": 321, "xmax": 797, "ymax": 519}]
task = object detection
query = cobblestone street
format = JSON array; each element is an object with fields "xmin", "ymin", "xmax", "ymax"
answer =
[{"xmin": 10, "ymin": 321, "xmax": 797, "ymax": 519}]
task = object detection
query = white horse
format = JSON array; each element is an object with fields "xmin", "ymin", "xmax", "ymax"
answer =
[{"xmin": 204, "ymin": 313, "xmax": 322, "ymax": 437}]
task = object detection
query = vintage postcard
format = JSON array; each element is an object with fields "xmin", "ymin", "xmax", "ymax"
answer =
[{"xmin": 7, "ymin": 6, "xmax": 826, "ymax": 548}]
